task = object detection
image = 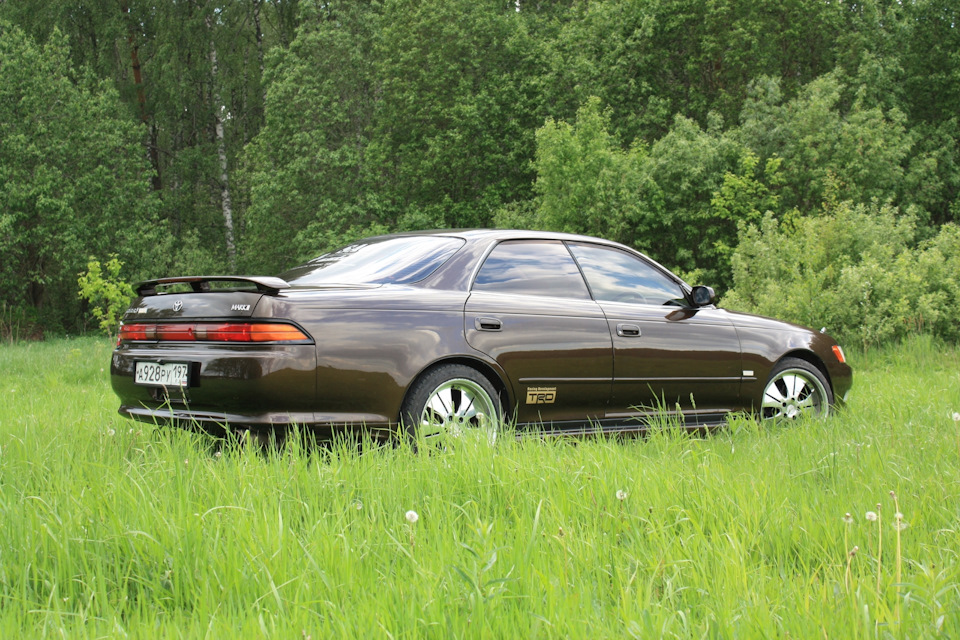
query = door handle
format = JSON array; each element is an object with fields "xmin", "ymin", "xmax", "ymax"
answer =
[
  {"xmin": 616, "ymin": 323, "xmax": 641, "ymax": 337},
  {"xmin": 475, "ymin": 317, "xmax": 502, "ymax": 331}
]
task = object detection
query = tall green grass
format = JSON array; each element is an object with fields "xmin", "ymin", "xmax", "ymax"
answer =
[{"xmin": 0, "ymin": 336, "xmax": 958, "ymax": 638}]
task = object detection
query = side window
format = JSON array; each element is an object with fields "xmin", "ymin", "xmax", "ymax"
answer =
[
  {"xmin": 568, "ymin": 243, "xmax": 686, "ymax": 306},
  {"xmin": 473, "ymin": 240, "xmax": 591, "ymax": 299}
]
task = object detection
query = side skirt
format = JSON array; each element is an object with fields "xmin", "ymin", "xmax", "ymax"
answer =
[{"xmin": 516, "ymin": 411, "xmax": 732, "ymax": 438}]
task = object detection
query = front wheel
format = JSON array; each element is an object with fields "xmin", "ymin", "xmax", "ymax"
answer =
[
  {"xmin": 761, "ymin": 358, "xmax": 833, "ymax": 420},
  {"xmin": 400, "ymin": 364, "xmax": 502, "ymax": 443}
]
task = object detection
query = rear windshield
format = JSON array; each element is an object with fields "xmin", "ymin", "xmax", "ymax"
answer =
[{"xmin": 279, "ymin": 236, "xmax": 465, "ymax": 286}]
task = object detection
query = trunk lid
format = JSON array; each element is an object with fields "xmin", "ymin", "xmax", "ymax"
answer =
[{"xmin": 124, "ymin": 276, "xmax": 289, "ymax": 320}]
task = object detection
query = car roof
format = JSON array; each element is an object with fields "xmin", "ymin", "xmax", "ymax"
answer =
[
  {"xmin": 372, "ymin": 228, "xmax": 625, "ymax": 246},
  {"xmin": 359, "ymin": 229, "xmax": 689, "ymax": 293}
]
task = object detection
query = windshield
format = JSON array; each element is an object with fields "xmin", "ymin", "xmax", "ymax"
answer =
[{"xmin": 279, "ymin": 236, "xmax": 465, "ymax": 286}]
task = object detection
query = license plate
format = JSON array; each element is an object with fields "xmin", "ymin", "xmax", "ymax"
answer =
[{"xmin": 134, "ymin": 362, "xmax": 190, "ymax": 387}]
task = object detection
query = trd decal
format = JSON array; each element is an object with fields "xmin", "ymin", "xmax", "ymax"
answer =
[{"xmin": 526, "ymin": 387, "xmax": 557, "ymax": 404}]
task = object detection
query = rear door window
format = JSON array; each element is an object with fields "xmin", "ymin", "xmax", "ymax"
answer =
[{"xmin": 472, "ymin": 240, "xmax": 591, "ymax": 299}]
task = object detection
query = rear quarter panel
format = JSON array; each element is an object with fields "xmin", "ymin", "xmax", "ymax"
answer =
[{"xmin": 261, "ymin": 288, "xmax": 495, "ymax": 428}]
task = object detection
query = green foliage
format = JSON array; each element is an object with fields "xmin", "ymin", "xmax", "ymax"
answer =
[
  {"xmin": 532, "ymin": 97, "xmax": 649, "ymax": 243},
  {"xmin": 242, "ymin": 1, "xmax": 383, "ymax": 272},
  {"xmin": 639, "ymin": 114, "xmax": 746, "ymax": 279},
  {"xmin": 370, "ymin": 0, "xmax": 538, "ymax": 230},
  {"xmin": 900, "ymin": 0, "xmax": 960, "ymax": 128},
  {"xmin": 0, "ymin": 21, "xmax": 160, "ymax": 333},
  {"xmin": 77, "ymin": 257, "xmax": 135, "ymax": 338},
  {"xmin": 0, "ymin": 302, "xmax": 43, "ymax": 343},
  {"xmin": 1, "ymin": 337, "xmax": 959, "ymax": 635},
  {"xmin": 539, "ymin": 0, "xmax": 855, "ymax": 142},
  {"xmin": 2, "ymin": 1, "xmax": 960, "ymax": 344},
  {"xmin": 530, "ymin": 100, "xmax": 776, "ymax": 288},
  {"xmin": 709, "ymin": 152, "xmax": 783, "ymax": 283},
  {"xmin": 737, "ymin": 73, "xmax": 933, "ymax": 217},
  {"xmin": 724, "ymin": 202, "xmax": 960, "ymax": 348}
]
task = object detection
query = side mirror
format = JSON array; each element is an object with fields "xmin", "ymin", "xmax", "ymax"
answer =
[{"xmin": 691, "ymin": 285, "xmax": 716, "ymax": 307}]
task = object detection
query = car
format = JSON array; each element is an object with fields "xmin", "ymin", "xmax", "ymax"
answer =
[{"xmin": 111, "ymin": 229, "xmax": 852, "ymax": 441}]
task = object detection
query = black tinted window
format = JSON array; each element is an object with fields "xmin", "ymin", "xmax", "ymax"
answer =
[
  {"xmin": 280, "ymin": 236, "xmax": 464, "ymax": 285},
  {"xmin": 473, "ymin": 241, "xmax": 590, "ymax": 299},
  {"xmin": 568, "ymin": 243, "xmax": 686, "ymax": 306}
]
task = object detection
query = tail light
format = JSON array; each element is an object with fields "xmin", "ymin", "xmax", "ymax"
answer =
[{"xmin": 118, "ymin": 322, "xmax": 311, "ymax": 343}]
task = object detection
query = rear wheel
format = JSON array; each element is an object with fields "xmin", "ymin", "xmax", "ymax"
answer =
[
  {"xmin": 761, "ymin": 357, "xmax": 833, "ymax": 420},
  {"xmin": 400, "ymin": 364, "xmax": 502, "ymax": 443}
]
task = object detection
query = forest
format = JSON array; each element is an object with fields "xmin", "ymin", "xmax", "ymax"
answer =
[{"xmin": 1, "ymin": 0, "xmax": 958, "ymax": 345}]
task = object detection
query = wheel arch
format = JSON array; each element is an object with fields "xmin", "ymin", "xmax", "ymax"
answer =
[
  {"xmin": 398, "ymin": 356, "xmax": 514, "ymax": 423},
  {"xmin": 778, "ymin": 349, "xmax": 832, "ymax": 391}
]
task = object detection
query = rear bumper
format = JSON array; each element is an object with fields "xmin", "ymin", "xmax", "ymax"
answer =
[
  {"xmin": 111, "ymin": 342, "xmax": 318, "ymax": 426},
  {"xmin": 118, "ymin": 404, "xmax": 394, "ymax": 435},
  {"xmin": 120, "ymin": 405, "xmax": 317, "ymax": 433},
  {"xmin": 111, "ymin": 342, "xmax": 398, "ymax": 433}
]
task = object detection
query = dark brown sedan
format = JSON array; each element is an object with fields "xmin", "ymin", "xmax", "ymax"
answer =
[{"xmin": 111, "ymin": 230, "xmax": 852, "ymax": 439}]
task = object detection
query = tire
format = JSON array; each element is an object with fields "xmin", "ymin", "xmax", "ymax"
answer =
[
  {"xmin": 760, "ymin": 357, "xmax": 833, "ymax": 420},
  {"xmin": 400, "ymin": 364, "xmax": 502, "ymax": 442}
]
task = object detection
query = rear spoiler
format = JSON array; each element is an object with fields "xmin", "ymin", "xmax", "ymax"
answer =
[{"xmin": 136, "ymin": 276, "xmax": 290, "ymax": 296}]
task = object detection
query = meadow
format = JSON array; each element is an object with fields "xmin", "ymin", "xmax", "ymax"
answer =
[{"xmin": 0, "ymin": 336, "xmax": 958, "ymax": 638}]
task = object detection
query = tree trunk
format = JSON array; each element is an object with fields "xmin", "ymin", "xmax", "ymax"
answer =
[
  {"xmin": 253, "ymin": 0, "xmax": 265, "ymax": 81},
  {"xmin": 207, "ymin": 16, "xmax": 236, "ymax": 271},
  {"xmin": 121, "ymin": 0, "xmax": 162, "ymax": 191}
]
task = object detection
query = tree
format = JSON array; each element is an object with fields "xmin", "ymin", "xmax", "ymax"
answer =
[
  {"xmin": 370, "ymin": 0, "xmax": 539, "ymax": 229},
  {"xmin": 531, "ymin": 97, "xmax": 652, "ymax": 245},
  {"xmin": 539, "ymin": 0, "xmax": 853, "ymax": 143},
  {"xmin": 0, "ymin": 22, "xmax": 160, "ymax": 331},
  {"xmin": 243, "ymin": 0, "xmax": 384, "ymax": 272},
  {"xmin": 737, "ymin": 73, "xmax": 928, "ymax": 216}
]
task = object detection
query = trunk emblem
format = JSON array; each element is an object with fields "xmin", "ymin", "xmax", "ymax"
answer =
[
  {"xmin": 173, "ymin": 300, "xmax": 183, "ymax": 312},
  {"xmin": 231, "ymin": 304, "xmax": 251, "ymax": 311}
]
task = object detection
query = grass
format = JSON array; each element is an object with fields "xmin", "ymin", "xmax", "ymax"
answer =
[{"xmin": 0, "ymin": 335, "xmax": 958, "ymax": 638}]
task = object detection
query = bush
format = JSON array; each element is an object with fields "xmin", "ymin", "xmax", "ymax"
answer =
[
  {"xmin": 77, "ymin": 257, "xmax": 134, "ymax": 339},
  {"xmin": 723, "ymin": 201, "xmax": 960, "ymax": 348}
]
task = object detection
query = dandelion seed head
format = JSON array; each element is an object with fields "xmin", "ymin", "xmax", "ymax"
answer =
[
  {"xmin": 355, "ymin": 500, "xmax": 363, "ymax": 511},
  {"xmin": 952, "ymin": 411, "xmax": 960, "ymax": 422},
  {"xmin": 895, "ymin": 520, "xmax": 909, "ymax": 531},
  {"xmin": 405, "ymin": 510, "xmax": 418, "ymax": 524},
  {"xmin": 889, "ymin": 490, "xmax": 897, "ymax": 499},
  {"xmin": 107, "ymin": 428, "xmax": 116, "ymax": 436},
  {"xmin": 849, "ymin": 546, "xmax": 859, "ymax": 556},
  {"xmin": 843, "ymin": 513, "xmax": 854, "ymax": 524},
  {"xmin": 616, "ymin": 490, "xmax": 628, "ymax": 501},
  {"xmin": 865, "ymin": 511, "xmax": 878, "ymax": 522},
  {"xmin": 895, "ymin": 511, "xmax": 903, "ymax": 521},
  {"xmin": 214, "ymin": 451, "xmax": 222, "ymax": 459}
]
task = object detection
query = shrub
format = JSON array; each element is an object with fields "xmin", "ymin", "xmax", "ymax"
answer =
[
  {"xmin": 77, "ymin": 257, "xmax": 134, "ymax": 339},
  {"xmin": 723, "ymin": 201, "xmax": 960, "ymax": 347}
]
